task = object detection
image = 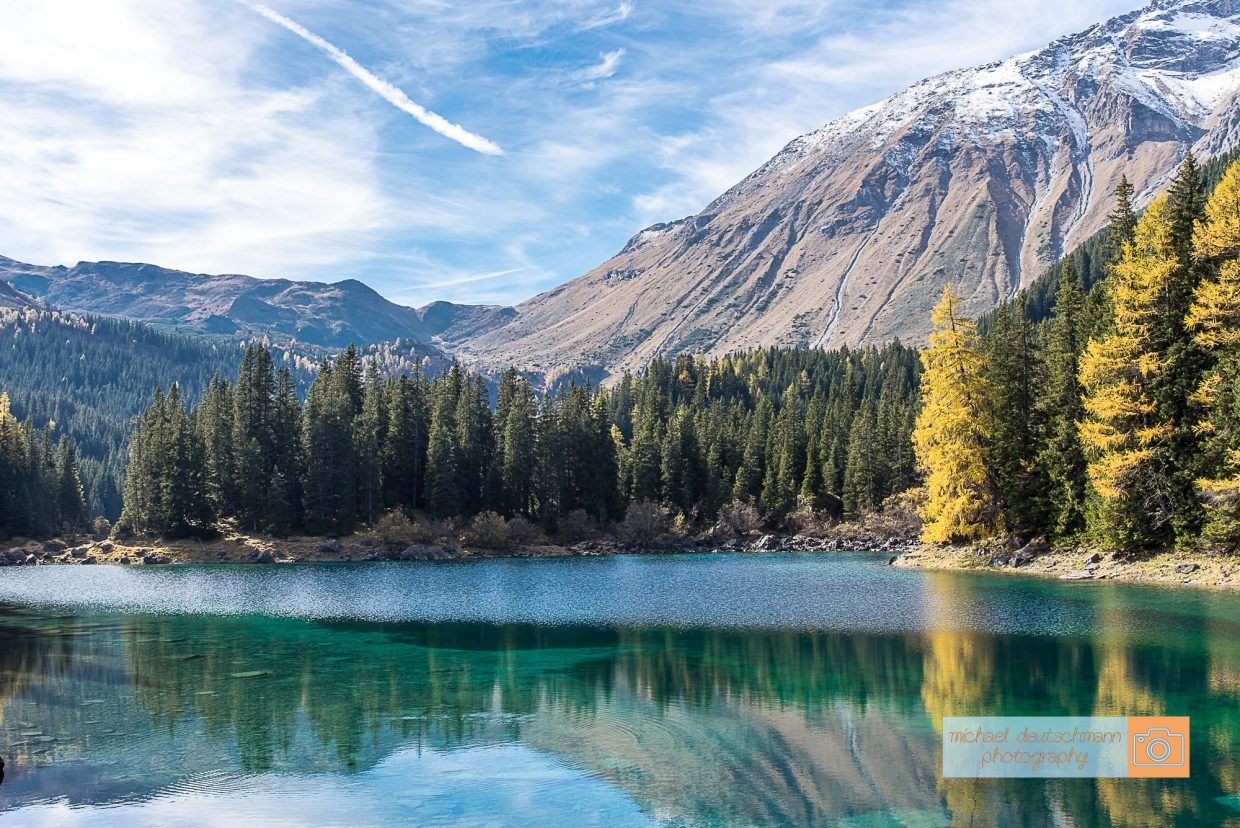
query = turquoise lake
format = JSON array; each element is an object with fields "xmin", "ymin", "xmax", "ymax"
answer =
[{"xmin": 0, "ymin": 553, "xmax": 1236, "ymax": 826}]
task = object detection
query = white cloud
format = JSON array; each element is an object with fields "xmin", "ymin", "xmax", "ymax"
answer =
[
  {"xmin": 0, "ymin": 1, "xmax": 402, "ymax": 279},
  {"xmin": 243, "ymin": 2, "xmax": 504, "ymax": 155},
  {"xmin": 573, "ymin": 48, "xmax": 627, "ymax": 86},
  {"xmin": 0, "ymin": 0, "xmax": 1146, "ymax": 309},
  {"xmin": 580, "ymin": 1, "xmax": 635, "ymax": 31}
]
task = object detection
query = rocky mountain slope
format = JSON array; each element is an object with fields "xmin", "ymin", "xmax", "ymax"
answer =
[
  {"xmin": 0, "ymin": 278, "xmax": 39, "ymax": 311},
  {"xmin": 0, "ymin": 255, "xmax": 440, "ymax": 351},
  {"xmin": 441, "ymin": 0, "xmax": 1240, "ymax": 381}
]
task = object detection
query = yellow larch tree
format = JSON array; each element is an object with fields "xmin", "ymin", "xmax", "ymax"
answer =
[
  {"xmin": 1188, "ymin": 160, "xmax": 1240, "ymax": 549},
  {"xmin": 1078, "ymin": 196, "xmax": 1178, "ymax": 551},
  {"xmin": 913, "ymin": 285, "xmax": 996, "ymax": 543}
]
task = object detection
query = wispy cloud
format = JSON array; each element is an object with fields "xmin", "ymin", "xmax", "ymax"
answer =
[
  {"xmin": 573, "ymin": 48, "xmax": 626, "ymax": 86},
  {"xmin": 243, "ymin": 2, "xmax": 503, "ymax": 156},
  {"xmin": 0, "ymin": 0, "xmax": 1143, "ymax": 309},
  {"xmin": 581, "ymin": 1, "xmax": 635, "ymax": 31}
]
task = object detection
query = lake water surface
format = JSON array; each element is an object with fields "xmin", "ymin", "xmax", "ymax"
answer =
[{"xmin": 0, "ymin": 553, "xmax": 1236, "ymax": 826}]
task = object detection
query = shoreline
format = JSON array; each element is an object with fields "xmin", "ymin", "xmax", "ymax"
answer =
[
  {"xmin": 7, "ymin": 530, "xmax": 1236, "ymax": 591},
  {"xmin": 1, "ymin": 529, "xmax": 915, "ymax": 568},
  {"xmin": 894, "ymin": 542, "xmax": 1239, "ymax": 590}
]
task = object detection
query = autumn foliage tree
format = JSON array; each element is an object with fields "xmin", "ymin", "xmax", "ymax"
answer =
[
  {"xmin": 913, "ymin": 286, "xmax": 996, "ymax": 542},
  {"xmin": 1077, "ymin": 197, "xmax": 1178, "ymax": 551},
  {"xmin": 1188, "ymin": 162, "xmax": 1240, "ymax": 549}
]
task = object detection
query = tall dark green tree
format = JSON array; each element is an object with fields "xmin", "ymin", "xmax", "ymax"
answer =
[{"xmin": 1038, "ymin": 262, "xmax": 1088, "ymax": 535}]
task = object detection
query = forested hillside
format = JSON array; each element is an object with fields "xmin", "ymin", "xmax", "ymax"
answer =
[
  {"xmin": 0, "ymin": 392, "xmax": 86, "ymax": 540},
  {"xmin": 917, "ymin": 153, "xmax": 1240, "ymax": 554},
  {"xmin": 0, "ymin": 309, "xmax": 247, "ymax": 518},
  {"xmin": 116, "ymin": 342, "xmax": 920, "ymax": 539}
]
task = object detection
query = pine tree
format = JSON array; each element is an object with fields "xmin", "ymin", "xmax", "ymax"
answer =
[
  {"xmin": 1157, "ymin": 152, "xmax": 1209, "ymax": 540},
  {"xmin": 732, "ymin": 397, "xmax": 772, "ymax": 504},
  {"xmin": 356, "ymin": 361, "xmax": 386, "ymax": 525},
  {"xmin": 760, "ymin": 389, "xmax": 802, "ymax": 520},
  {"xmin": 55, "ymin": 436, "xmax": 87, "ymax": 532},
  {"xmin": 198, "ymin": 376, "xmax": 235, "ymax": 518},
  {"xmin": 426, "ymin": 368, "xmax": 462, "ymax": 518},
  {"xmin": 985, "ymin": 298, "xmax": 1045, "ymax": 534},
  {"xmin": 842, "ymin": 400, "xmax": 881, "ymax": 517},
  {"xmin": 383, "ymin": 372, "xmax": 427, "ymax": 513},
  {"xmin": 269, "ymin": 366, "xmax": 303, "ymax": 535},
  {"xmin": 500, "ymin": 375, "xmax": 537, "ymax": 516},
  {"xmin": 1107, "ymin": 175, "xmax": 1138, "ymax": 254},
  {"xmin": 301, "ymin": 360, "xmax": 357, "ymax": 535},
  {"xmin": 628, "ymin": 383, "xmax": 666, "ymax": 502},
  {"xmin": 232, "ymin": 346, "xmax": 277, "ymax": 530},
  {"xmin": 661, "ymin": 405, "xmax": 704, "ymax": 517},
  {"xmin": 1039, "ymin": 262, "xmax": 1088, "ymax": 535},
  {"xmin": 913, "ymin": 286, "xmax": 996, "ymax": 542}
]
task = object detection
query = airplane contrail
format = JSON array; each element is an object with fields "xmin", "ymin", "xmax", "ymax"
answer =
[{"xmin": 244, "ymin": 2, "xmax": 504, "ymax": 156}]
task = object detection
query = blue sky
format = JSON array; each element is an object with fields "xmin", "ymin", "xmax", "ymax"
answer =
[{"xmin": 0, "ymin": 0, "xmax": 1139, "ymax": 308}]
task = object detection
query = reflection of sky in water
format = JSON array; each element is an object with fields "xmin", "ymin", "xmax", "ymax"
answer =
[
  {"xmin": 0, "ymin": 553, "xmax": 1232, "ymax": 638},
  {"xmin": 0, "ymin": 555, "xmax": 1235, "ymax": 826},
  {"xmin": 0, "ymin": 744, "xmax": 655, "ymax": 827}
]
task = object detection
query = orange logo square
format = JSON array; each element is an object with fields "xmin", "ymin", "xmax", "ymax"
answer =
[{"xmin": 1127, "ymin": 716, "xmax": 1189, "ymax": 778}]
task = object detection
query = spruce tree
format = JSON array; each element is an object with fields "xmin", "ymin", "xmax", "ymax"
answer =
[
  {"xmin": 842, "ymin": 400, "xmax": 880, "ymax": 517},
  {"xmin": 426, "ymin": 369, "xmax": 462, "ymax": 518},
  {"xmin": 55, "ymin": 436, "xmax": 87, "ymax": 532},
  {"xmin": 1107, "ymin": 175, "xmax": 1138, "ymax": 254},
  {"xmin": 1039, "ymin": 262, "xmax": 1088, "ymax": 535},
  {"xmin": 986, "ymin": 298, "xmax": 1046, "ymax": 535},
  {"xmin": 1158, "ymin": 152, "xmax": 1208, "ymax": 541}
]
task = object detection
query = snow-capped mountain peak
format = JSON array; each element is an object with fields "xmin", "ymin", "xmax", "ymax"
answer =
[{"xmin": 441, "ymin": 0, "xmax": 1240, "ymax": 382}]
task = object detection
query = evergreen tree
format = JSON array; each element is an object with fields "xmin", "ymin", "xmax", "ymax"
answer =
[
  {"xmin": 1038, "ymin": 262, "xmax": 1088, "ymax": 535},
  {"xmin": 197, "ymin": 376, "xmax": 235, "ymax": 518},
  {"xmin": 231, "ymin": 346, "xmax": 283, "ymax": 530},
  {"xmin": 55, "ymin": 436, "xmax": 87, "ymax": 532},
  {"xmin": 986, "ymin": 298, "xmax": 1046, "ymax": 534},
  {"xmin": 383, "ymin": 372, "xmax": 427, "ymax": 513},
  {"xmin": 1107, "ymin": 175, "xmax": 1138, "ymax": 253},
  {"xmin": 356, "ymin": 361, "xmax": 386, "ymax": 525},
  {"xmin": 269, "ymin": 366, "xmax": 303, "ymax": 535},
  {"xmin": 842, "ymin": 400, "xmax": 881, "ymax": 517},
  {"xmin": 1157, "ymin": 152, "xmax": 1209, "ymax": 540},
  {"xmin": 426, "ymin": 368, "xmax": 462, "ymax": 518},
  {"xmin": 301, "ymin": 359, "xmax": 357, "ymax": 535},
  {"xmin": 500, "ymin": 375, "xmax": 537, "ymax": 516}
]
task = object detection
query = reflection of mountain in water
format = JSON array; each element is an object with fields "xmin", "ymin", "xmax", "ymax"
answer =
[{"xmin": 0, "ymin": 597, "xmax": 1236, "ymax": 825}]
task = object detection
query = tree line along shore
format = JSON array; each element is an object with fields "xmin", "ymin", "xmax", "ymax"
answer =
[{"xmin": 2, "ymin": 152, "xmax": 1240, "ymax": 591}]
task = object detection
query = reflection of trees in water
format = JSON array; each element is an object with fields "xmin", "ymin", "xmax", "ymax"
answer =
[
  {"xmin": 914, "ymin": 578, "xmax": 1240, "ymax": 827},
  {"xmin": 0, "ymin": 596, "xmax": 1229, "ymax": 826},
  {"xmin": 123, "ymin": 618, "xmax": 933, "ymax": 775},
  {"xmin": 0, "ymin": 611, "xmax": 75, "ymax": 718},
  {"xmin": 0, "ymin": 608, "xmax": 130, "ymax": 771},
  {"xmin": 1090, "ymin": 593, "xmax": 1204, "ymax": 827}
]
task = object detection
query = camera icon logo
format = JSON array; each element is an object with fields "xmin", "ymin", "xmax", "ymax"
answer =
[{"xmin": 1132, "ymin": 727, "xmax": 1184, "ymax": 767}]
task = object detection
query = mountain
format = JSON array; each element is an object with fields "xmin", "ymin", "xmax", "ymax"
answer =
[
  {"xmin": 0, "ymin": 256, "xmax": 441, "ymax": 351},
  {"xmin": 440, "ymin": 0, "xmax": 1240, "ymax": 381},
  {"xmin": 0, "ymin": 278, "xmax": 39, "ymax": 311}
]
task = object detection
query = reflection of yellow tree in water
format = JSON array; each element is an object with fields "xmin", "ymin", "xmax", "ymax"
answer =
[
  {"xmin": 919, "ymin": 574, "xmax": 1008, "ymax": 826},
  {"xmin": 1091, "ymin": 593, "xmax": 1195, "ymax": 827},
  {"xmin": 1206, "ymin": 610, "xmax": 1240, "ymax": 811}
]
